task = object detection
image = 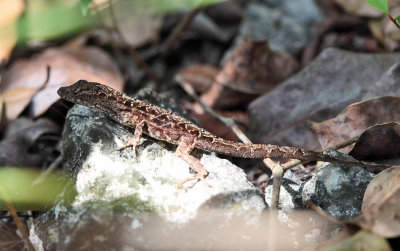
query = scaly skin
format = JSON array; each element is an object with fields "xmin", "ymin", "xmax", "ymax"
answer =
[{"xmin": 57, "ymin": 80, "xmax": 380, "ymax": 184}]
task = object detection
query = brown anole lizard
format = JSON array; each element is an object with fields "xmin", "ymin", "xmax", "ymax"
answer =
[{"xmin": 57, "ymin": 80, "xmax": 381, "ymax": 185}]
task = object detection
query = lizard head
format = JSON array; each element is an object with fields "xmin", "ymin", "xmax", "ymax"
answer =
[{"xmin": 57, "ymin": 80, "xmax": 122, "ymax": 108}]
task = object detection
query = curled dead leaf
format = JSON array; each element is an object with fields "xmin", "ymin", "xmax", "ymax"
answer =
[
  {"xmin": 1, "ymin": 46, "xmax": 123, "ymax": 120},
  {"xmin": 215, "ymin": 38, "xmax": 298, "ymax": 94},
  {"xmin": 349, "ymin": 122, "xmax": 400, "ymax": 161},
  {"xmin": 362, "ymin": 166, "xmax": 400, "ymax": 212},
  {"xmin": 349, "ymin": 167, "xmax": 400, "ymax": 238},
  {"xmin": 308, "ymin": 96, "xmax": 400, "ymax": 152},
  {"xmin": 0, "ymin": 86, "xmax": 44, "ymax": 121}
]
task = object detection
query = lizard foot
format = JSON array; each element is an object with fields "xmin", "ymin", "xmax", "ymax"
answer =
[{"xmin": 174, "ymin": 173, "xmax": 210, "ymax": 191}]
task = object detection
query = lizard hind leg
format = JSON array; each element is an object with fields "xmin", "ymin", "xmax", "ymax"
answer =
[{"xmin": 175, "ymin": 136, "xmax": 209, "ymax": 189}]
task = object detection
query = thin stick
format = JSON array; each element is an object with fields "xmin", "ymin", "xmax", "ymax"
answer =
[
  {"xmin": 305, "ymin": 200, "xmax": 343, "ymax": 226},
  {"xmin": 107, "ymin": 0, "xmax": 161, "ymax": 92},
  {"xmin": 176, "ymin": 75, "xmax": 252, "ymax": 144},
  {"xmin": 162, "ymin": 8, "xmax": 201, "ymax": 54},
  {"xmin": 388, "ymin": 13, "xmax": 400, "ymax": 29},
  {"xmin": 270, "ymin": 162, "xmax": 283, "ymax": 209}
]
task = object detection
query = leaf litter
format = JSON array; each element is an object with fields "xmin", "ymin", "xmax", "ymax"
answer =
[
  {"xmin": 1, "ymin": 42, "xmax": 123, "ymax": 120},
  {"xmin": 3, "ymin": 0, "xmax": 400, "ymax": 249},
  {"xmin": 308, "ymin": 96, "xmax": 400, "ymax": 152}
]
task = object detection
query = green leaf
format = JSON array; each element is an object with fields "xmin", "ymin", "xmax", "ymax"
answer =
[
  {"xmin": 0, "ymin": 167, "xmax": 76, "ymax": 211},
  {"xmin": 396, "ymin": 15, "xmax": 400, "ymax": 24},
  {"xmin": 104, "ymin": 0, "xmax": 225, "ymax": 15},
  {"xmin": 367, "ymin": 0, "xmax": 389, "ymax": 14},
  {"xmin": 80, "ymin": 0, "xmax": 93, "ymax": 16},
  {"xmin": 17, "ymin": 2, "xmax": 95, "ymax": 43}
]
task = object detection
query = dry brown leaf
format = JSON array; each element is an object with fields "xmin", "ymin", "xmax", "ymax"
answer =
[
  {"xmin": 362, "ymin": 166, "xmax": 400, "ymax": 212},
  {"xmin": 199, "ymin": 38, "xmax": 298, "ymax": 109},
  {"xmin": 178, "ymin": 65, "xmax": 219, "ymax": 93},
  {"xmin": 215, "ymin": 38, "xmax": 299, "ymax": 94},
  {"xmin": 349, "ymin": 167, "xmax": 400, "ymax": 238},
  {"xmin": 0, "ymin": 0, "xmax": 24, "ymax": 63},
  {"xmin": 0, "ymin": 87, "xmax": 44, "ymax": 121},
  {"xmin": 308, "ymin": 96, "xmax": 400, "ymax": 152},
  {"xmin": 349, "ymin": 122, "xmax": 400, "ymax": 160},
  {"xmin": 0, "ymin": 46, "xmax": 123, "ymax": 120}
]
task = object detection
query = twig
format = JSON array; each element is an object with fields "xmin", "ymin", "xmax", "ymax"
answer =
[
  {"xmin": 270, "ymin": 162, "xmax": 283, "ymax": 209},
  {"xmin": 107, "ymin": 0, "xmax": 161, "ymax": 92},
  {"xmin": 388, "ymin": 13, "xmax": 400, "ymax": 29},
  {"xmin": 176, "ymin": 75, "xmax": 252, "ymax": 144},
  {"xmin": 305, "ymin": 200, "xmax": 343, "ymax": 226},
  {"xmin": 0, "ymin": 184, "xmax": 35, "ymax": 251},
  {"xmin": 162, "ymin": 8, "xmax": 201, "ymax": 54}
]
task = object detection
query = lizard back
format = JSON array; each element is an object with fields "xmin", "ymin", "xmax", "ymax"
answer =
[{"xmin": 57, "ymin": 80, "xmax": 332, "ymax": 161}]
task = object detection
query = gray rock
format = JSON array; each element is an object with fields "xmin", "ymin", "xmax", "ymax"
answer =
[
  {"xmin": 31, "ymin": 104, "xmax": 266, "ymax": 250},
  {"xmin": 363, "ymin": 62, "xmax": 400, "ymax": 100},
  {"xmin": 264, "ymin": 170, "xmax": 304, "ymax": 209},
  {"xmin": 240, "ymin": 3, "xmax": 309, "ymax": 55},
  {"xmin": 263, "ymin": 169, "xmax": 341, "ymax": 248},
  {"xmin": 263, "ymin": 0, "xmax": 323, "ymax": 25},
  {"xmin": 302, "ymin": 162, "xmax": 374, "ymax": 220},
  {"xmin": 249, "ymin": 48, "xmax": 400, "ymax": 150}
]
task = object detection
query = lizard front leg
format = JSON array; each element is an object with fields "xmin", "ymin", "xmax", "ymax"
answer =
[
  {"xmin": 175, "ymin": 135, "xmax": 208, "ymax": 188},
  {"xmin": 118, "ymin": 120, "xmax": 145, "ymax": 157}
]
